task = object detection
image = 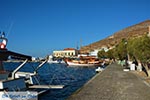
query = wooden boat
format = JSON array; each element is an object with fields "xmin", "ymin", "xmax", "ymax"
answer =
[
  {"xmin": 66, "ymin": 61, "xmax": 101, "ymax": 67},
  {"xmin": 65, "ymin": 56, "xmax": 101, "ymax": 67}
]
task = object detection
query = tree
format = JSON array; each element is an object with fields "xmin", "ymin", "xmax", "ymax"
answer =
[
  {"xmin": 127, "ymin": 35, "xmax": 150, "ymax": 76},
  {"xmin": 105, "ymin": 48, "xmax": 115, "ymax": 59},
  {"xmin": 97, "ymin": 49, "xmax": 106, "ymax": 59},
  {"xmin": 114, "ymin": 39, "xmax": 127, "ymax": 60}
]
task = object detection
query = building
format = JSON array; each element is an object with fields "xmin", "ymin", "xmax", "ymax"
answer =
[
  {"xmin": 89, "ymin": 49, "xmax": 99, "ymax": 57},
  {"xmin": 88, "ymin": 46, "xmax": 111, "ymax": 58},
  {"xmin": 53, "ymin": 48, "xmax": 78, "ymax": 58},
  {"xmin": 100, "ymin": 46, "xmax": 109, "ymax": 52}
]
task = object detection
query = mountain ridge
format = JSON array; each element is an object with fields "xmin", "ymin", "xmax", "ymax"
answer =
[{"xmin": 80, "ymin": 20, "xmax": 150, "ymax": 53}]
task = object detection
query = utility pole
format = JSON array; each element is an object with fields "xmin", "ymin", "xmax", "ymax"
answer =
[{"xmin": 148, "ymin": 26, "xmax": 150, "ymax": 37}]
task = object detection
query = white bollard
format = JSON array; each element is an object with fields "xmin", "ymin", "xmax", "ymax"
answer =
[{"xmin": 130, "ymin": 64, "xmax": 135, "ymax": 71}]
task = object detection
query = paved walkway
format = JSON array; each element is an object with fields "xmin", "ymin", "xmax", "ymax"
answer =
[{"xmin": 67, "ymin": 63, "xmax": 150, "ymax": 100}]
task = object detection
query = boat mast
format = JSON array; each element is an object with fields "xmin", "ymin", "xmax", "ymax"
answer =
[{"xmin": 80, "ymin": 38, "xmax": 82, "ymax": 49}]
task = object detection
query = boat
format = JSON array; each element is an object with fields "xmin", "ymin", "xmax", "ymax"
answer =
[
  {"xmin": 66, "ymin": 61, "xmax": 101, "ymax": 67},
  {"xmin": 0, "ymin": 32, "xmax": 64, "ymax": 99},
  {"xmin": 47, "ymin": 55, "xmax": 66, "ymax": 65},
  {"xmin": 65, "ymin": 56, "xmax": 101, "ymax": 67},
  {"xmin": 95, "ymin": 67, "xmax": 104, "ymax": 72}
]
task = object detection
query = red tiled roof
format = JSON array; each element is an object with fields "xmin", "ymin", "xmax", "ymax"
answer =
[{"xmin": 64, "ymin": 48, "xmax": 75, "ymax": 50}]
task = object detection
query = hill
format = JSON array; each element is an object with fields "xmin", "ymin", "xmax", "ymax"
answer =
[{"xmin": 80, "ymin": 20, "xmax": 150, "ymax": 53}]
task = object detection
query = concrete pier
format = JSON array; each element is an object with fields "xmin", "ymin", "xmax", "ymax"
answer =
[{"xmin": 67, "ymin": 63, "xmax": 150, "ymax": 100}]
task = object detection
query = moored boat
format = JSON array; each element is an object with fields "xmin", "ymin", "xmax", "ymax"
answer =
[
  {"xmin": 66, "ymin": 61, "xmax": 101, "ymax": 67},
  {"xmin": 47, "ymin": 55, "xmax": 67, "ymax": 65},
  {"xmin": 65, "ymin": 56, "xmax": 101, "ymax": 67},
  {"xmin": 0, "ymin": 32, "xmax": 64, "ymax": 99},
  {"xmin": 95, "ymin": 67, "xmax": 104, "ymax": 72}
]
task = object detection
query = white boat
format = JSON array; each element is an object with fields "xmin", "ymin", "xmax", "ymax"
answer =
[
  {"xmin": 95, "ymin": 67, "xmax": 104, "ymax": 72},
  {"xmin": 48, "ymin": 59, "xmax": 66, "ymax": 64},
  {"xmin": 47, "ymin": 55, "xmax": 66, "ymax": 65},
  {"xmin": 0, "ymin": 32, "xmax": 64, "ymax": 99}
]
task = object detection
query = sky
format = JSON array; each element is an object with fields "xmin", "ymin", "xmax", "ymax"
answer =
[{"xmin": 0, "ymin": 0, "xmax": 149, "ymax": 57}]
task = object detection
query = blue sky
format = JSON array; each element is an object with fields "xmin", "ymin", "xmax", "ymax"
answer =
[{"xmin": 0, "ymin": 0, "xmax": 149, "ymax": 57}]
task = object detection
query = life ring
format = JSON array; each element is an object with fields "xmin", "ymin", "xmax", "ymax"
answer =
[{"xmin": 0, "ymin": 43, "xmax": 6, "ymax": 49}]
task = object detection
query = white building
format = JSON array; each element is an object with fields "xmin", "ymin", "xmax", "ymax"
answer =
[
  {"xmin": 53, "ymin": 48, "xmax": 78, "ymax": 58},
  {"xmin": 89, "ymin": 49, "xmax": 99, "ymax": 57},
  {"xmin": 89, "ymin": 46, "xmax": 110, "ymax": 57},
  {"xmin": 100, "ymin": 46, "xmax": 109, "ymax": 52}
]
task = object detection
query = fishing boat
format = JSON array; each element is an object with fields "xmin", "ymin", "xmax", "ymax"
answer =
[{"xmin": 0, "ymin": 32, "xmax": 64, "ymax": 99}]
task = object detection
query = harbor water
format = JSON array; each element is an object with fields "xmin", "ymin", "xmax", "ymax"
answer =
[{"xmin": 4, "ymin": 62, "xmax": 96, "ymax": 100}]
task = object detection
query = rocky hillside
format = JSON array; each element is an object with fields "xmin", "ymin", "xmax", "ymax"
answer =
[{"xmin": 80, "ymin": 20, "xmax": 150, "ymax": 53}]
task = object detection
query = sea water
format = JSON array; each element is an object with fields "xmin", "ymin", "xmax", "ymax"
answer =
[{"xmin": 4, "ymin": 62, "xmax": 96, "ymax": 100}]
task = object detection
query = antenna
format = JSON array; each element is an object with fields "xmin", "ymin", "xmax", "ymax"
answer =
[
  {"xmin": 7, "ymin": 21, "xmax": 14, "ymax": 37},
  {"xmin": 80, "ymin": 38, "xmax": 82, "ymax": 49}
]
